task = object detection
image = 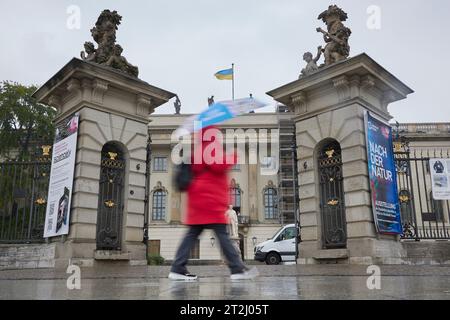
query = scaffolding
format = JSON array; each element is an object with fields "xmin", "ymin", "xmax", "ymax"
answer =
[{"xmin": 277, "ymin": 116, "xmax": 299, "ymax": 226}]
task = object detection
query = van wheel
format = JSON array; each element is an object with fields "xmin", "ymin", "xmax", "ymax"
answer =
[{"xmin": 265, "ymin": 252, "xmax": 281, "ymax": 265}]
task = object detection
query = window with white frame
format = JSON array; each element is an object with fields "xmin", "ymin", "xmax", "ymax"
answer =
[
  {"xmin": 264, "ymin": 187, "xmax": 278, "ymax": 219},
  {"xmin": 260, "ymin": 156, "xmax": 277, "ymax": 173},
  {"xmin": 229, "ymin": 187, "xmax": 242, "ymax": 214},
  {"xmin": 153, "ymin": 157, "xmax": 167, "ymax": 172},
  {"xmin": 231, "ymin": 163, "xmax": 241, "ymax": 171},
  {"xmin": 152, "ymin": 190, "xmax": 167, "ymax": 220}
]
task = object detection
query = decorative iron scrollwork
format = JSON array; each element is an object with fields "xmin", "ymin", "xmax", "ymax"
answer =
[
  {"xmin": 325, "ymin": 149, "xmax": 335, "ymax": 158},
  {"xmin": 101, "ymin": 158, "xmax": 125, "ymax": 169},
  {"xmin": 35, "ymin": 198, "xmax": 46, "ymax": 205},
  {"xmin": 399, "ymin": 193, "xmax": 409, "ymax": 203},
  {"xmin": 97, "ymin": 142, "xmax": 125, "ymax": 250},
  {"xmin": 104, "ymin": 200, "xmax": 115, "ymax": 208},
  {"xmin": 393, "ymin": 141, "xmax": 403, "ymax": 153},
  {"xmin": 327, "ymin": 199, "xmax": 339, "ymax": 206},
  {"xmin": 328, "ymin": 229, "xmax": 346, "ymax": 245},
  {"xmin": 318, "ymin": 140, "xmax": 347, "ymax": 249},
  {"xmin": 395, "ymin": 160, "xmax": 409, "ymax": 175},
  {"xmin": 107, "ymin": 152, "xmax": 118, "ymax": 160},
  {"xmin": 41, "ymin": 145, "xmax": 52, "ymax": 156},
  {"xmin": 402, "ymin": 222, "xmax": 416, "ymax": 238}
]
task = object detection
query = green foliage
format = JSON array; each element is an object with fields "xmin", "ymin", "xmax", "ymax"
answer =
[
  {"xmin": 147, "ymin": 254, "xmax": 165, "ymax": 265},
  {"xmin": 0, "ymin": 81, "xmax": 57, "ymax": 160}
]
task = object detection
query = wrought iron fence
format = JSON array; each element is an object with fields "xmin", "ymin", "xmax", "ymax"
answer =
[
  {"xmin": 395, "ymin": 148, "xmax": 450, "ymax": 240},
  {"xmin": 0, "ymin": 154, "xmax": 51, "ymax": 243}
]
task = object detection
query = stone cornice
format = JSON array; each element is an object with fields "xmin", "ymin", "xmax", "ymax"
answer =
[
  {"xmin": 33, "ymin": 58, "xmax": 176, "ymax": 108},
  {"xmin": 266, "ymin": 53, "xmax": 414, "ymax": 106}
]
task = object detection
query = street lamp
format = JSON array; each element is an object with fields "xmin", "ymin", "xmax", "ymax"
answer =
[
  {"xmin": 210, "ymin": 236, "xmax": 215, "ymax": 247},
  {"xmin": 252, "ymin": 236, "xmax": 257, "ymax": 246}
]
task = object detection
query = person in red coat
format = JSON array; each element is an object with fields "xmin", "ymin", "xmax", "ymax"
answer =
[{"xmin": 169, "ymin": 126, "xmax": 257, "ymax": 280}]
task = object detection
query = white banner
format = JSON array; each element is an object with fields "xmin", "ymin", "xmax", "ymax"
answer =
[
  {"xmin": 43, "ymin": 113, "xmax": 79, "ymax": 238},
  {"xmin": 430, "ymin": 158, "xmax": 450, "ymax": 200}
]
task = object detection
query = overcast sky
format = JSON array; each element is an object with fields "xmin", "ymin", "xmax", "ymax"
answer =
[{"xmin": 1, "ymin": 0, "xmax": 449, "ymax": 122}]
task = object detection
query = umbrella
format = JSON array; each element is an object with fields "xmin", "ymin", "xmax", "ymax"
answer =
[{"xmin": 174, "ymin": 97, "xmax": 268, "ymax": 138}]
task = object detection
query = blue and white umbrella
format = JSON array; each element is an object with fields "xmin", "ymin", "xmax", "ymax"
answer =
[{"xmin": 174, "ymin": 97, "xmax": 268, "ymax": 138}]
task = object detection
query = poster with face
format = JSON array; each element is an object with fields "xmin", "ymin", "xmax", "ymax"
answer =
[
  {"xmin": 43, "ymin": 113, "xmax": 79, "ymax": 238},
  {"xmin": 430, "ymin": 159, "xmax": 450, "ymax": 200},
  {"xmin": 365, "ymin": 112, "xmax": 402, "ymax": 235}
]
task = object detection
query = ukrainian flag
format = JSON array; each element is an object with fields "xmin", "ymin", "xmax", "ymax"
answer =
[{"xmin": 214, "ymin": 68, "xmax": 233, "ymax": 80}]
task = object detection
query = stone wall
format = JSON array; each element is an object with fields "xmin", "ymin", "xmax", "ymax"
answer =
[
  {"xmin": 0, "ymin": 244, "xmax": 56, "ymax": 270},
  {"xmin": 402, "ymin": 241, "xmax": 450, "ymax": 265}
]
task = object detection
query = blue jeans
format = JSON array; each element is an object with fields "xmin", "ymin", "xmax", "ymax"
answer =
[{"xmin": 170, "ymin": 224, "xmax": 246, "ymax": 275}]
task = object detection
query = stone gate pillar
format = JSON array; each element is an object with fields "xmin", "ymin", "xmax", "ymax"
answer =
[
  {"xmin": 267, "ymin": 54, "xmax": 413, "ymax": 264},
  {"xmin": 34, "ymin": 58, "xmax": 175, "ymax": 268}
]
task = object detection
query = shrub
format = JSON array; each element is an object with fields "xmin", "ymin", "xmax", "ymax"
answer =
[{"xmin": 147, "ymin": 254, "xmax": 165, "ymax": 265}]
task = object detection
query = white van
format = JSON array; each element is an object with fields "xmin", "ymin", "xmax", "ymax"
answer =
[{"xmin": 253, "ymin": 224, "xmax": 299, "ymax": 265}]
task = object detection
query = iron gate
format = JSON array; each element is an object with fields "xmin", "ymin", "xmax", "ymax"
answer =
[
  {"xmin": 318, "ymin": 140, "xmax": 347, "ymax": 248},
  {"xmin": 395, "ymin": 148, "xmax": 450, "ymax": 240},
  {"xmin": 0, "ymin": 148, "xmax": 52, "ymax": 243},
  {"xmin": 96, "ymin": 143, "xmax": 125, "ymax": 250}
]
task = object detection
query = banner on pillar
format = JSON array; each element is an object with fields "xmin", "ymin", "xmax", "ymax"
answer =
[
  {"xmin": 365, "ymin": 112, "xmax": 402, "ymax": 235},
  {"xmin": 430, "ymin": 159, "xmax": 450, "ymax": 200},
  {"xmin": 43, "ymin": 113, "xmax": 79, "ymax": 238}
]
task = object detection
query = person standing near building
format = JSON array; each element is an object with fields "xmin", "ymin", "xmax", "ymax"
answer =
[{"xmin": 169, "ymin": 126, "xmax": 258, "ymax": 281}]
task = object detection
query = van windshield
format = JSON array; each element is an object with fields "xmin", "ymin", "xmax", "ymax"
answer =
[{"xmin": 271, "ymin": 226, "xmax": 285, "ymax": 240}]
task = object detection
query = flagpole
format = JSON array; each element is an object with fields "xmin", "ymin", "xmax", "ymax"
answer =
[{"xmin": 232, "ymin": 63, "xmax": 235, "ymax": 100}]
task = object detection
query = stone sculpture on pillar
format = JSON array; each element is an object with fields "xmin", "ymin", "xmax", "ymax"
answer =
[
  {"xmin": 300, "ymin": 46, "xmax": 323, "ymax": 78},
  {"xmin": 174, "ymin": 95, "xmax": 181, "ymax": 114},
  {"xmin": 80, "ymin": 42, "xmax": 96, "ymax": 62},
  {"xmin": 80, "ymin": 9, "xmax": 139, "ymax": 77},
  {"xmin": 316, "ymin": 5, "xmax": 352, "ymax": 66}
]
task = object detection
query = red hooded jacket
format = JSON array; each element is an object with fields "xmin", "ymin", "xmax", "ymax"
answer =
[{"xmin": 184, "ymin": 126, "xmax": 236, "ymax": 225}]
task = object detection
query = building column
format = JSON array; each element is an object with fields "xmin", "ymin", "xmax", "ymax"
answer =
[
  {"xmin": 33, "ymin": 58, "xmax": 175, "ymax": 268},
  {"xmin": 248, "ymin": 163, "xmax": 258, "ymax": 223},
  {"xmin": 267, "ymin": 54, "xmax": 413, "ymax": 264}
]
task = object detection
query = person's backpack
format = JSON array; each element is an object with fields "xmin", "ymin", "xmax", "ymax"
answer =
[{"xmin": 174, "ymin": 162, "xmax": 193, "ymax": 191}]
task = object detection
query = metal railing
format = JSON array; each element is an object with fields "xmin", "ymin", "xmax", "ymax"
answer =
[
  {"xmin": 0, "ymin": 158, "xmax": 51, "ymax": 243},
  {"xmin": 396, "ymin": 148, "xmax": 450, "ymax": 240}
]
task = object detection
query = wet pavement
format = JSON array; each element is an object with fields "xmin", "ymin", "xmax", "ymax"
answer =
[{"xmin": 1, "ymin": 264, "xmax": 450, "ymax": 300}]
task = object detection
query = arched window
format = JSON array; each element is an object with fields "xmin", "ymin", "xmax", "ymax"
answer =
[
  {"xmin": 230, "ymin": 188, "xmax": 241, "ymax": 210},
  {"xmin": 229, "ymin": 179, "xmax": 242, "ymax": 214},
  {"xmin": 264, "ymin": 187, "xmax": 278, "ymax": 219},
  {"xmin": 152, "ymin": 182, "xmax": 167, "ymax": 221}
]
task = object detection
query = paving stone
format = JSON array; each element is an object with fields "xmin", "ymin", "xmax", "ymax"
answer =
[{"xmin": 1, "ymin": 264, "xmax": 450, "ymax": 299}]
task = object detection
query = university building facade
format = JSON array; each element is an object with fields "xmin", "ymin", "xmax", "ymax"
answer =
[
  {"xmin": 146, "ymin": 112, "xmax": 450, "ymax": 263},
  {"xmin": 2, "ymin": 8, "xmax": 450, "ymax": 268}
]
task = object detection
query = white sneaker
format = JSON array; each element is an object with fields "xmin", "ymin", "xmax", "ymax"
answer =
[
  {"xmin": 168, "ymin": 272, "xmax": 198, "ymax": 281},
  {"xmin": 230, "ymin": 267, "xmax": 259, "ymax": 280}
]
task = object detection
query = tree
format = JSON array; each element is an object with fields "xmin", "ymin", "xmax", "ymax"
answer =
[{"xmin": 0, "ymin": 81, "xmax": 57, "ymax": 160}]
